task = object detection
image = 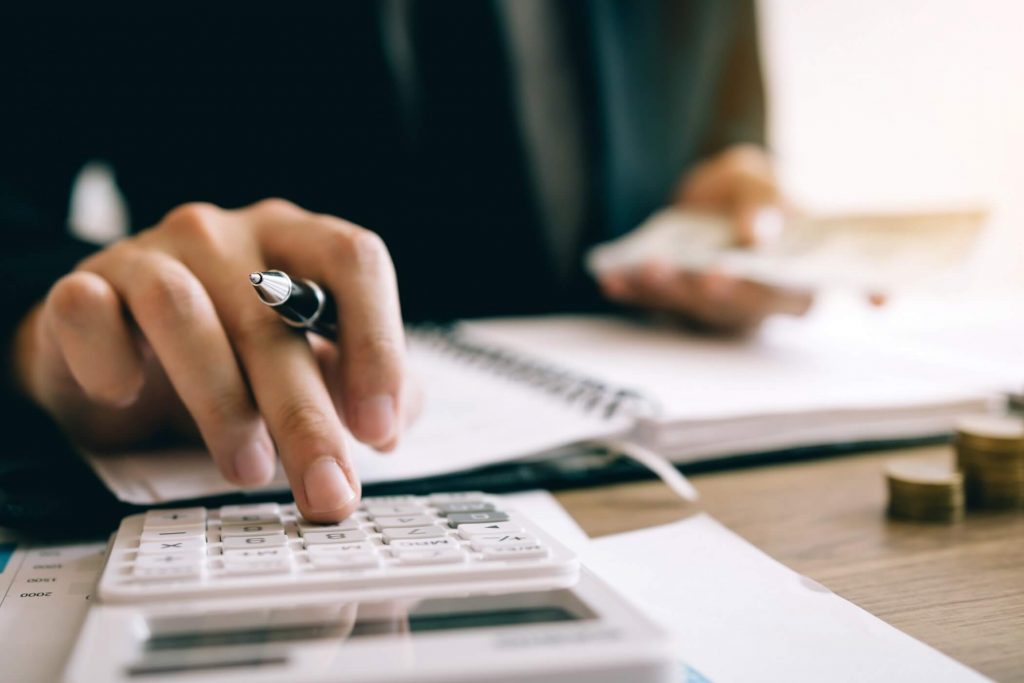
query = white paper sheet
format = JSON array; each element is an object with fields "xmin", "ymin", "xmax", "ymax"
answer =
[
  {"xmin": 0, "ymin": 532, "xmax": 106, "ymax": 683},
  {"xmin": 582, "ymin": 515, "xmax": 989, "ymax": 683}
]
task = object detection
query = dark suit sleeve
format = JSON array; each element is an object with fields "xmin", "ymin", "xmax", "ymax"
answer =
[
  {"xmin": 0, "ymin": 13, "xmax": 104, "ymax": 393},
  {"xmin": 700, "ymin": 0, "xmax": 768, "ymax": 155}
]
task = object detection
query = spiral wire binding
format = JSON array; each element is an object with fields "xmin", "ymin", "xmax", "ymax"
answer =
[{"xmin": 410, "ymin": 324, "xmax": 659, "ymax": 421}]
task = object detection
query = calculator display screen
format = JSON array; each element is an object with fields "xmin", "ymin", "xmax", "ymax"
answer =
[{"xmin": 144, "ymin": 589, "xmax": 594, "ymax": 652}]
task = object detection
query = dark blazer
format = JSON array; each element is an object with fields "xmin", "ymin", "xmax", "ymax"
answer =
[
  {"xmin": 1, "ymin": 1, "xmax": 764, "ymax": 323},
  {"xmin": 0, "ymin": 3, "xmax": 764, "ymax": 526}
]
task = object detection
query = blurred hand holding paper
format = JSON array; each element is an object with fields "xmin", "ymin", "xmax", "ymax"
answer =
[{"xmin": 587, "ymin": 207, "xmax": 987, "ymax": 292}]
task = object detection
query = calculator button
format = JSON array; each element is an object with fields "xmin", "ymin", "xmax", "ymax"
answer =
[
  {"xmin": 365, "ymin": 504, "xmax": 424, "ymax": 519},
  {"xmin": 220, "ymin": 522, "xmax": 285, "ymax": 538},
  {"xmin": 222, "ymin": 534, "xmax": 287, "ymax": 550},
  {"xmin": 224, "ymin": 547, "xmax": 291, "ymax": 560},
  {"xmin": 446, "ymin": 511, "xmax": 510, "ymax": 527},
  {"xmin": 144, "ymin": 508, "xmax": 207, "ymax": 528},
  {"xmin": 361, "ymin": 495, "xmax": 418, "ymax": 506},
  {"xmin": 381, "ymin": 526, "xmax": 446, "ymax": 543},
  {"xmin": 456, "ymin": 521, "xmax": 524, "ymax": 538},
  {"xmin": 134, "ymin": 563, "xmax": 203, "ymax": 581},
  {"xmin": 306, "ymin": 542, "xmax": 374, "ymax": 557},
  {"xmin": 374, "ymin": 515, "xmax": 435, "ymax": 529},
  {"xmin": 302, "ymin": 530, "xmax": 368, "ymax": 546},
  {"xmin": 224, "ymin": 558, "xmax": 292, "ymax": 575},
  {"xmin": 309, "ymin": 553, "xmax": 379, "ymax": 571},
  {"xmin": 469, "ymin": 534, "xmax": 536, "ymax": 551},
  {"xmin": 297, "ymin": 518, "xmax": 360, "ymax": 533},
  {"xmin": 219, "ymin": 503, "xmax": 281, "ymax": 524},
  {"xmin": 433, "ymin": 502, "xmax": 494, "ymax": 516},
  {"xmin": 140, "ymin": 527, "xmax": 206, "ymax": 543},
  {"xmin": 394, "ymin": 548, "xmax": 464, "ymax": 566},
  {"xmin": 480, "ymin": 543, "xmax": 548, "ymax": 561},
  {"xmin": 137, "ymin": 554, "xmax": 202, "ymax": 568},
  {"xmin": 388, "ymin": 537, "xmax": 460, "ymax": 551},
  {"xmin": 138, "ymin": 538, "xmax": 206, "ymax": 555},
  {"xmin": 427, "ymin": 492, "xmax": 486, "ymax": 505}
]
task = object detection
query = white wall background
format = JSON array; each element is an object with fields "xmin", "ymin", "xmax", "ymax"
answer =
[{"xmin": 760, "ymin": 0, "xmax": 1024, "ymax": 289}]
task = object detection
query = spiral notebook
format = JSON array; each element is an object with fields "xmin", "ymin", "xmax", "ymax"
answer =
[{"xmin": 83, "ymin": 310, "xmax": 1000, "ymax": 506}]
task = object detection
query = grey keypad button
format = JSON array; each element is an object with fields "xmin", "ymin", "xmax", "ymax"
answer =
[
  {"xmin": 222, "ymin": 534, "xmax": 287, "ymax": 550},
  {"xmin": 434, "ymin": 502, "xmax": 495, "ymax": 516},
  {"xmin": 220, "ymin": 522, "xmax": 285, "ymax": 538},
  {"xmin": 364, "ymin": 504, "xmax": 425, "ymax": 519},
  {"xmin": 374, "ymin": 515, "xmax": 435, "ymax": 529},
  {"xmin": 446, "ymin": 511, "xmax": 510, "ymax": 527},
  {"xmin": 302, "ymin": 530, "xmax": 368, "ymax": 546},
  {"xmin": 381, "ymin": 526, "xmax": 446, "ymax": 543}
]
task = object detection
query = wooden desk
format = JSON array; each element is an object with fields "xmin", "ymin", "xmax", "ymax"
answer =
[{"xmin": 555, "ymin": 445, "xmax": 1024, "ymax": 682}]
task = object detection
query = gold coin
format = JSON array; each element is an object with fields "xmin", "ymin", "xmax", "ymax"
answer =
[{"xmin": 955, "ymin": 414, "xmax": 1024, "ymax": 452}]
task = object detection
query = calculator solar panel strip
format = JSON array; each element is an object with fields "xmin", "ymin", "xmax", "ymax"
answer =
[{"xmin": 64, "ymin": 493, "xmax": 679, "ymax": 683}]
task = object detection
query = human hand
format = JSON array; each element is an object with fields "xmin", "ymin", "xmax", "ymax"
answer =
[
  {"xmin": 598, "ymin": 144, "xmax": 813, "ymax": 334},
  {"xmin": 13, "ymin": 199, "xmax": 411, "ymax": 521}
]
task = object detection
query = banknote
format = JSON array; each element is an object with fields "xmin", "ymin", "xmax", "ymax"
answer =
[{"xmin": 586, "ymin": 207, "xmax": 987, "ymax": 291}]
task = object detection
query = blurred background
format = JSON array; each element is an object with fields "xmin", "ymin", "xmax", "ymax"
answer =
[
  {"xmin": 762, "ymin": 0, "xmax": 1024, "ymax": 292},
  {"xmin": 71, "ymin": 2, "xmax": 1024, "ymax": 296}
]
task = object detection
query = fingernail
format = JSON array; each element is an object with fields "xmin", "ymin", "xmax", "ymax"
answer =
[
  {"xmin": 355, "ymin": 394, "xmax": 396, "ymax": 445},
  {"xmin": 233, "ymin": 440, "xmax": 275, "ymax": 486},
  {"xmin": 303, "ymin": 458, "xmax": 356, "ymax": 514}
]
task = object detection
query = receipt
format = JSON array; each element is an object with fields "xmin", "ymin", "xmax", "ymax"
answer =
[{"xmin": 586, "ymin": 207, "xmax": 987, "ymax": 292}]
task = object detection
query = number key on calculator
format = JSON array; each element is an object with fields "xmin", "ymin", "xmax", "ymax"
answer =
[{"xmin": 98, "ymin": 493, "xmax": 579, "ymax": 603}]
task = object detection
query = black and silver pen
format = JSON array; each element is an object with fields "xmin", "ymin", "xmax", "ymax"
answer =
[{"xmin": 249, "ymin": 270, "xmax": 338, "ymax": 340}]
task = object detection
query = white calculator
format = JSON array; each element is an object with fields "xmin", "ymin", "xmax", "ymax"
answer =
[{"xmin": 64, "ymin": 493, "xmax": 678, "ymax": 683}]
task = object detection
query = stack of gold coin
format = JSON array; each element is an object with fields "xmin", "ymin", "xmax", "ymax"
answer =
[
  {"xmin": 955, "ymin": 414, "xmax": 1024, "ymax": 510},
  {"xmin": 885, "ymin": 459, "xmax": 965, "ymax": 523}
]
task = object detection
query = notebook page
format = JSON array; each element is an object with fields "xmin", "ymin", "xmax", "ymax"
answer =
[
  {"xmin": 84, "ymin": 334, "xmax": 631, "ymax": 505},
  {"xmin": 460, "ymin": 305, "xmax": 1000, "ymax": 426}
]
